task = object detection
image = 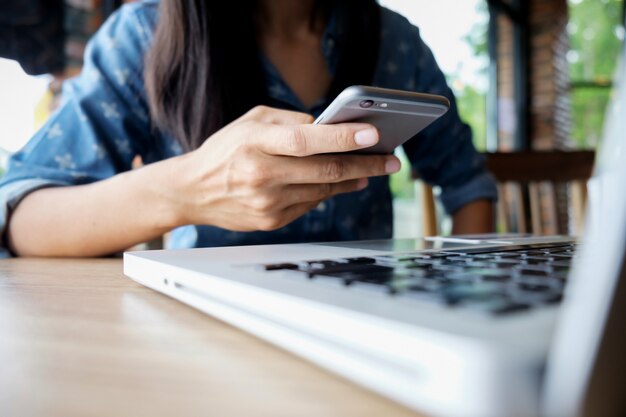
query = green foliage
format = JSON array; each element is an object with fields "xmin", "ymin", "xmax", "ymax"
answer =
[
  {"xmin": 390, "ymin": 1, "xmax": 488, "ymax": 199},
  {"xmin": 457, "ymin": 1, "xmax": 489, "ymax": 152},
  {"xmin": 391, "ymin": 0, "xmax": 624, "ymax": 201},
  {"xmin": 389, "ymin": 150, "xmax": 415, "ymax": 199},
  {"xmin": 571, "ymin": 88, "xmax": 612, "ymax": 148},
  {"xmin": 456, "ymin": 84, "xmax": 488, "ymax": 151},
  {"xmin": 464, "ymin": 1, "xmax": 489, "ymax": 58},
  {"xmin": 569, "ymin": 0, "xmax": 623, "ymax": 148}
]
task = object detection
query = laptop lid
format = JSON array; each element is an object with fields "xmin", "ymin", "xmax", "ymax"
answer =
[{"xmin": 542, "ymin": 32, "xmax": 626, "ymax": 417}]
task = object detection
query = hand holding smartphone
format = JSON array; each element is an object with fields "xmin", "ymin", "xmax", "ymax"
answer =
[{"xmin": 315, "ymin": 85, "xmax": 450, "ymax": 154}]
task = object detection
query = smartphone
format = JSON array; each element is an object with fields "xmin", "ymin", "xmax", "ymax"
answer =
[{"xmin": 314, "ymin": 85, "xmax": 450, "ymax": 154}]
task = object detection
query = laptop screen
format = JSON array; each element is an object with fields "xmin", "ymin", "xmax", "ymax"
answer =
[{"xmin": 542, "ymin": 33, "xmax": 626, "ymax": 417}]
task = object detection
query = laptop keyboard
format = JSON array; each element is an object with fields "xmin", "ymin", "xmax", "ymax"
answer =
[{"xmin": 261, "ymin": 243, "xmax": 577, "ymax": 316}]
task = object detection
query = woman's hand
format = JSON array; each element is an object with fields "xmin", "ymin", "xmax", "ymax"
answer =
[
  {"xmin": 7, "ymin": 105, "xmax": 400, "ymax": 257},
  {"xmin": 169, "ymin": 106, "xmax": 401, "ymax": 231}
]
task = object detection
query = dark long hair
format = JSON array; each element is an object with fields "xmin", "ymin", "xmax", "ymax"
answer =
[{"xmin": 145, "ymin": 0, "xmax": 381, "ymax": 151}]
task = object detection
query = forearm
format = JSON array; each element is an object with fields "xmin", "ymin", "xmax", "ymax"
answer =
[
  {"xmin": 7, "ymin": 157, "xmax": 185, "ymax": 257},
  {"xmin": 451, "ymin": 199, "xmax": 494, "ymax": 235}
]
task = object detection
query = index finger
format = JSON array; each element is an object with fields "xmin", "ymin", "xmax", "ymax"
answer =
[{"xmin": 256, "ymin": 123, "xmax": 380, "ymax": 156}]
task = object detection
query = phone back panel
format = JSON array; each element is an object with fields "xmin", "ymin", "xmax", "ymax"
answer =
[{"xmin": 315, "ymin": 86, "xmax": 449, "ymax": 154}]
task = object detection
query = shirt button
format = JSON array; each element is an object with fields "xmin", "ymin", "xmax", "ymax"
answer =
[{"xmin": 316, "ymin": 202, "xmax": 327, "ymax": 212}]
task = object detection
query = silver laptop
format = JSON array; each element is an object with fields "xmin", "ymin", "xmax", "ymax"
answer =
[{"xmin": 124, "ymin": 47, "xmax": 626, "ymax": 417}]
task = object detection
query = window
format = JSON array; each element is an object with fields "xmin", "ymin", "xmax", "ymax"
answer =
[
  {"xmin": 568, "ymin": 0, "xmax": 624, "ymax": 148},
  {"xmin": 379, "ymin": 0, "xmax": 489, "ymax": 236},
  {"xmin": 0, "ymin": 58, "xmax": 50, "ymax": 174},
  {"xmin": 380, "ymin": 0, "xmax": 490, "ymax": 151}
]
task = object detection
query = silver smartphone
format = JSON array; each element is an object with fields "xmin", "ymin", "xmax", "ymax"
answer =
[{"xmin": 314, "ymin": 85, "xmax": 450, "ymax": 154}]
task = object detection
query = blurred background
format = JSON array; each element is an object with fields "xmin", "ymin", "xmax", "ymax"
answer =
[{"xmin": 0, "ymin": 0, "xmax": 623, "ymax": 237}]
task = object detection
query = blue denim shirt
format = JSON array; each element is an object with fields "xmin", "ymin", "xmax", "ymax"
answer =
[{"xmin": 0, "ymin": 0, "xmax": 497, "ymax": 257}]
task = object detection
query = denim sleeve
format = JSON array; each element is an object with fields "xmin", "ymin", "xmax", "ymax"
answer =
[
  {"xmin": 401, "ymin": 26, "xmax": 498, "ymax": 215},
  {"xmin": 0, "ymin": 3, "xmax": 156, "ymax": 257}
]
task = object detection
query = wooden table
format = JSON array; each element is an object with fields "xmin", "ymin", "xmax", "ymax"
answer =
[{"xmin": 0, "ymin": 259, "xmax": 422, "ymax": 417}]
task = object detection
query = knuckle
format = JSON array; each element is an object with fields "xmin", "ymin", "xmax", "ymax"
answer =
[
  {"xmin": 242, "ymin": 160, "xmax": 270, "ymax": 188},
  {"xmin": 237, "ymin": 136, "xmax": 256, "ymax": 155},
  {"xmin": 249, "ymin": 171, "xmax": 270, "ymax": 189},
  {"xmin": 247, "ymin": 105, "xmax": 269, "ymax": 119},
  {"xmin": 322, "ymin": 157, "xmax": 345, "ymax": 182},
  {"xmin": 251, "ymin": 194, "xmax": 275, "ymax": 213},
  {"xmin": 285, "ymin": 126, "xmax": 308, "ymax": 156},
  {"xmin": 331, "ymin": 126, "xmax": 353, "ymax": 150},
  {"xmin": 258, "ymin": 216, "xmax": 283, "ymax": 231}
]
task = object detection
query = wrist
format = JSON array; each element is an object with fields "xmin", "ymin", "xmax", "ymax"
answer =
[
  {"xmin": 451, "ymin": 199, "xmax": 494, "ymax": 234},
  {"xmin": 132, "ymin": 154, "xmax": 191, "ymax": 230}
]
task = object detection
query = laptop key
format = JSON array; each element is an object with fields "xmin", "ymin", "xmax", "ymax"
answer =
[
  {"xmin": 550, "ymin": 253, "xmax": 574, "ymax": 259},
  {"xmin": 440, "ymin": 282, "xmax": 507, "ymax": 306},
  {"xmin": 342, "ymin": 257, "xmax": 377, "ymax": 265},
  {"xmin": 515, "ymin": 269, "xmax": 551, "ymax": 278},
  {"xmin": 307, "ymin": 264, "xmax": 395, "ymax": 278},
  {"xmin": 493, "ymin": 252, "xmax": 524, "ymax": 258},
  {"xmin": 520, "ymin": 258, "xmax": 554, "ymax": 266},
  {"xmin": 523, "ymin": 255, "xmax": 555, "ymax": 261},
  {"xmin": 463, "ymin": 261, "xmax": 498, "ymax": 268},
  {"xmin": 374, "ymin": 255, "xmax": 418, "ymax": 266},
  {"xmin": 516, "ymin": 282, "xmax": 553, "ymax": 292},
  {"xmin": 300, "ymin": 260, "xmax": 344, "ymax": 270},
  {"xmin": 447, "ymin": 268, "xmax": 512, "ymax": 282},
  {"xmin": 404, "ymin": 261, "xmax": 440, "ymax": 270},
  {"xmin": 309, "ymin": 271, "xmax": 391, "ymax": 287},
  {"xmin": 413, "ymin": 253, "xmax": 451, "ymax": 259},
  {"xmin": 351, "ymin": 273, "xmax": 441, "ymax": 293},
  {"xmin": 515, "ymin": 275, "xmax": 564, "ymax": 288},
  {"xmin": 444, "ymin": 256, "xmax": 473, "ymax": 262},
  {"xmin": 436, "ymin": 272, "xmax": 478, "ymax": 283},
  {"xmin": 460, "ymin": 297, "xmax": 531, "ymax": 315},
  {"xmin": 465, "ymin": 253, "xmax": 499, "ymax": 259},
  {"xmin": 401, "ymin": 268, "xmax": 448, "ymax": 280},
  {"xmin": 263, "ymin": 263, "xmax": 299, "ymax": 271},
  {"xmin": 346, "ymin": 270, "xmax": 413, "ymax": 285},
  {"xmin": 524, "ymin": 250, "xmax": 552, "ymax": 256},
  {"xmin": 408, "ymin": 258, "xmax": 445, "ymax": 266},
  {"xmin": 489, "ymin": 302, "xmax": 532, "ymax": 315},
  {"xmin": 389, "ymin": 277, "xmax": 444, "ymax": 293},
  {"xmin": 491, "ymin": 259, "xmax": 525, "ymax": 268},
  {"xmin": 510, "ymin": 291, "xmax": 563, "ymax": 305}
]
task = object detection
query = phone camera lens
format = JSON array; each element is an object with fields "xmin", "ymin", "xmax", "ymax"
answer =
[{"xmin": 359, "ymin": 100, "xmax": 374, "ymax": 108}]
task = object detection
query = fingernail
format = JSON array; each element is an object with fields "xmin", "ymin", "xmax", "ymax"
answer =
[
  {"xmin": 356, "ymin": 178, "xmax": 369, "ymax": 190},
  {"xmin": 354, "ymin": 128, "xmax": 379, "ymax": 146},
  {"xmin": 385, "ymin": 158, "xmax": 401, "ymax": 174}
]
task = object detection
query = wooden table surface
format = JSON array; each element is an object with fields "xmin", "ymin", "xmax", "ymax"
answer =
[{"xmin": 0, "ymin": 258, "xmax": 423, "ymax": 417}]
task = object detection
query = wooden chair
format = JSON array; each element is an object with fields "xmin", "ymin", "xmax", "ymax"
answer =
[{"xmin": 419, "ymin": 150, "xmax": 596, "ymax": 236}]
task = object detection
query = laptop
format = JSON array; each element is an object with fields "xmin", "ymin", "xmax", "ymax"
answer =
[{"xmin": 124, "ymin": 51, "xmax": 626, "ymax": 417}]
